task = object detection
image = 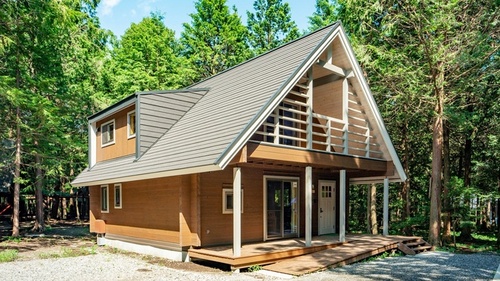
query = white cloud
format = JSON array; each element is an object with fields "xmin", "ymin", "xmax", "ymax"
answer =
[
  {"xmin": 138, "ymin": 0, "xmax": 158, "ymax": 14},
  {"xmin": 101, "ymin": 0, "xmax": 121, "ymax": 16}
]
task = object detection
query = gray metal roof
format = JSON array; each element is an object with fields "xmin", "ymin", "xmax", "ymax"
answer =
[{"xmin": 74, "ymin": 22, "xmax": 406, "ymax": 186}]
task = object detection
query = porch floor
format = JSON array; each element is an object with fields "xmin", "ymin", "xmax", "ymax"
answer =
[{"xmin": 188, "ymin": 234, "xmax": 423, "ymax": 276}]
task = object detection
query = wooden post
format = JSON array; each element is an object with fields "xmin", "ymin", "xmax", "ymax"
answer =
[
  {"xmin": 233, "ymin": 167, "xmax": 242, "ymax": 258},
  {"xmin": 305, "ymin": 166, "xmax": 312, "ymax": 246},
  {"xmin": 339, "ymin": 170, "xmax": 346, "ymax": 242},
  {"xmin": 383, "ymin": 177, "xmax": 389, "ymax": 236}
]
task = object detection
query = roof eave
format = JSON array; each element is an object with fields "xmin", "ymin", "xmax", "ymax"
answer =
[{"xmin": 71, "ymin": 164, "xmax": 221, "ymax": 187}]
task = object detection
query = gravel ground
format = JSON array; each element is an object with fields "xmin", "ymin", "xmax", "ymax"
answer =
[
  {"xmin": 1, "ymin": 251, "xmax": 499, "ymax": 280},
  {"xmin": 304, "ymin": 251, "xmax": 500, "ymax": 281}
]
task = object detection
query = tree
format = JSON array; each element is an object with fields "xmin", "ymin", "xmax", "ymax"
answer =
[
  {"xmin": 318, "ymin": 0, "xmax": 498, "ymax": 246},
  {"xmin": 0, "ymin": 0, "xmax": 108, "ymax": 233},
  {"xmin": 246, "ymin": 0, "xmax": 300, "ymax": 55},
  {"xmin": 308, "ymin": 0, "xmax": 339, "ymax": 32},
  {"xmin": 181, "ymin": 0, "xmax": 250, "ymax": 81},
  {"xmin": 102, "ymin": 13, "xmax": 193, "ymax": 103}
]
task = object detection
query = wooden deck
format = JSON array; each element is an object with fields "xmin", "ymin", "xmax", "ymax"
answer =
[{"xmin": 188, "ymin": 234, "xmax": 426, "ymax": 276}]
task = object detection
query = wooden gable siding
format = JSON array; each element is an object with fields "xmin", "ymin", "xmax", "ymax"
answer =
[
  {"xmin": 96, "ymin": 105, "xmax": 135, "ymax": 162},
  {"xmin": 139, "ymin": 92, "xmax": 202, "ymax": 156},
  {"xmin": 89, "ymin": 176, "xmax": 192, "ymax": 246}
]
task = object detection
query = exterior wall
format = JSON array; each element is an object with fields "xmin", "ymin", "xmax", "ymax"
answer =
[
  {"xmin": 89, "ymin": 176, "xmax": 192, "ymax": 248},
  {"xmin": 198, "ymin": 166, "xmax": 344, "ymax": 247},
  {"xmin": 96, "ymin": 105, "xmax": 135, "ymax": 162},
  {"xmin": 199, "ymin": 167, "xmax": 265, "ymax": 246},
  {"xmin": 88, "ymin": 167, "xmax": 347, "ymax": 250}
]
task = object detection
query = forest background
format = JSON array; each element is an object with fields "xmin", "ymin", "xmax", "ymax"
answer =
[{"xmin": 0, "ymin": 0, "xmax": 498, "ymax": 248}]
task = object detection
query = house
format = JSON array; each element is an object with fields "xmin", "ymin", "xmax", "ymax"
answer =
[{"xmin": 72, "ymin": 23, "xmax": 406, "ymax": 262}]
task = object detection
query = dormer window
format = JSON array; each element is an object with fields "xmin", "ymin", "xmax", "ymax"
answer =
[
  {"xmin": 101, "ymin": 120, "xmax": 115, "ymax": 147},
  {"xmin": 127, "ymin": 111, "xmax": 136, "ymax": 138}
]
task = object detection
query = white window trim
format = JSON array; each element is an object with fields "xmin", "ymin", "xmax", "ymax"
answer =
[
  {"xmin": 127, "ymin": 111, "xmax": 136, "ymax": 139},
  {"xmin": 101, "ymin": 119, "xmax": 115, "ymax": 147},
  {"xmin": 101, "ymin": 185, "xmax": 109, "ymax": 213},
  {"xmin": 114, "ymin": 184, "xmax": 122, "ymax": 209},
  {"xmin": 222, "ymin": 188, "xmax": 244, "ymax": 214}
]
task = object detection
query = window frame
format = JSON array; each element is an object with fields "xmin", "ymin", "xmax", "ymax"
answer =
[
  {"xmin": 101, "ymin": 119, "xmax": 115, "ymax": 147},
  {"xmin": 114, "ymin": 184, "xmax": 122, "ymax": 209},
  {"xmin": 101, "ymin": 185, "xmax": 109, "ymax": 213},
  {"xmin": 127, "ymin": 111, "xmax": 136, "ymax": 139},
  {"xmin": 222, "ymin": 188, "xmax": 244, "ymax": 214}
]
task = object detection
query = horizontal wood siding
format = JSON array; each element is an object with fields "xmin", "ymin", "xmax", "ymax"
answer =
[
  {"xmin": 200, "ymin": 168, "xmax": 264, "ymax": 246},
  {"xmin": 96, "ymin": 105, "xmax": 135, "ymax": 162},
  {"xmin": 89, "ymin": 176, "xmax": 190, "ymax": 244}
]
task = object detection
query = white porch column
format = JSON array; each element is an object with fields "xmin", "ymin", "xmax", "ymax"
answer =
[
  {"xmin": 305, "ymin": 166, "xmax": 312, "ymax": 247},
  {"xmin": 88, "ymin": 122, "xmax": 97, "ymax": 168},
  {"xmin": 383, "ymin": 177, "xmax": 389, "ymax": 236},
  {"xmin": 233, "ymin": 167, "xmax": 242, "ymax": 257},
  {"xmin": 339, "ymin": 170, "xmax": 346, "ymax": 242}
]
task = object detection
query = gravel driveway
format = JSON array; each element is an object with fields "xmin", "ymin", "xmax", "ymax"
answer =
[{"xmin": 1, "ymin": 251, "xmax": 499, "ymax": 280}]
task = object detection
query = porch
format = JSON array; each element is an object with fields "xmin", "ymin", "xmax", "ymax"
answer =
[{"xmin": 188, "ymin": 234, "xmax": 430, "ymax": 275}]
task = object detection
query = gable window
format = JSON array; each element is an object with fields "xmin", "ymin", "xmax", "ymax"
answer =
[
  {"xmin": 101, "ymin": 185, "xmax": 109, "ymax": 213},
  {"xmin": 101, "ymin": 120, "xmax": 115, "ymax": 147},
  {"xmin": 114, "ymin": 184, "xmax": 122, "ymax": 209},
  {"xmin": 222, "ymin": 188, "xmax": 244, "ymax": 214},
  {"xmin": 127, "ymin": 111, "xmax": 136, "ymax": 138}
]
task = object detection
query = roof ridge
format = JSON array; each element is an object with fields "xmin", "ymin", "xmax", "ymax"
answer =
[{"xmin": 188, "ymin": 22, "xmax": 341, "ymax": 89}]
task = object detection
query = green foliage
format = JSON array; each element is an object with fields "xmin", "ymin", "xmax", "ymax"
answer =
[
  {"xmin": 181, "ymin": 0, "xmax": 251, "ymax": 81},
  {"xmin": 0, "ymin": 249, "xmax": 18, "ymax": 263},
  {"xmin": 101, "ymin": 13, "xmax": 193, "ymax": 103},
  {"xmin": 246, "ymin": 0, "xmax": 300, "ymax": 55},
  {"xmin": 247, "ymin": 264, "xmax": 262, "ymax": 272},
  {"xmin": 308, "ymin": 0, "xmax": 340, "ymax": 32}
]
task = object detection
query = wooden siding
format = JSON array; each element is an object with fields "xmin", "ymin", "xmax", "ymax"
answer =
[
  {"xmin": 88, "ymin": 176, "xmax": 190, "ymax": 244},
  {"xmin": 247, "ymin": 142, "xmax": 389, "ymax": 172},
  {"xmin": 313, "ymin": 80, "xmax": 343, "ymax": 120},
  {"xmin": 200, "ymin": 168, "xmax": 264, "ymax": 246},
  {"xmin": 96, "ymin": 105, "xmax": 135, "ymax": 162}
]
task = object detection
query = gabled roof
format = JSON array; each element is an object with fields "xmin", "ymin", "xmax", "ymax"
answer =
[{"xmin": 72, "ymin": 22, "xmax": 406, "ymax": 186}]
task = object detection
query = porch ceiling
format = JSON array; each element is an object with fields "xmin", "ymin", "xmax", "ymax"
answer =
[{"xmin": 235, "ymin": 142, "xmax": 393, "ymax": 176}]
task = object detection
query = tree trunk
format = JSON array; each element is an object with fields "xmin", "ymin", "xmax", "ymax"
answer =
[
  {"xmin": 12, "ymin": 107, "xmax": 21, "ymax": 237},
  {"xmin": 33, "ymin": 150, "xmax": 44, "ymax": 232},
  {"xmin": 369, "ymin": 183, "xmax": 378, "ymax": 235},
  {"xmin": 442, "ymin": 121, "xmax": 451, "ymax": 243},
  {"xmin": 429, "ymin": 64, "xmax": 444, "ymax": 247}
]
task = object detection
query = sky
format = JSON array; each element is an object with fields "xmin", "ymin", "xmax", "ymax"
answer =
[{"xmin": 97, "ymin": 0, "xmax": 316, "ymax": 38}]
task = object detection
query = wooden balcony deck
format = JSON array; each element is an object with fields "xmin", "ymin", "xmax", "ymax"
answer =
[{"xmin": 188, "ymin": 234, "xmax": 426, "ymax": 276}]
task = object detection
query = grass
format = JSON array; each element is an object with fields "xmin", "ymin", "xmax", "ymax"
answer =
[
  {"xmin": 38, "ymin": 245, "xmax": 97, "ymax": 259},
  {"xmin": 0, "ymin": 249, "xmax": 19, "ymax": 262},
  {"xmin": 438, "ymin": 231, "xmax": 500, "ymax": 253}
]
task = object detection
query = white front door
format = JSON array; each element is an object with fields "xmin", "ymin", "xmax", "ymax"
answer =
[{"xmin": 318, "ymin": 180, "xmax": 336, "ymax": 235}]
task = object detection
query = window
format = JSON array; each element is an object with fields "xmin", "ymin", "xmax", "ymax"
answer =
[
  {"xmin": 101, "ymin": 185, "xmax": 109, "ymax": 213},
  {"xmin": 114, "ymin": 184, "xmax": 122, "ymax": 209},
  {"xmin": 101, "ymin": 120, "xmax": 115, "ymax": 146},
  {"xmin": 222, "ymin": 188, "xmax": 244, "ymax": 214},
  {"xmin": 127, "ymin": 111, "xmax": 136, "ymax": 138}
]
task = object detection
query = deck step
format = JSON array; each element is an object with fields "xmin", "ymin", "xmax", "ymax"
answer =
[{"xmin": 400, "ymin": 238, "xmax": 433, "ymax": 255}]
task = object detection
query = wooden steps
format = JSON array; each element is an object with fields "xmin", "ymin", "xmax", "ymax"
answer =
[{"xmin": 397, "ymin": 238, "xmax": 433, "ymax": 255}]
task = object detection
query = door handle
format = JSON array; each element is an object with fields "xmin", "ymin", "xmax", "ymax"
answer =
[{"xmin": 320, "ymin": 208, "xmax": 323, "ymax": 213}]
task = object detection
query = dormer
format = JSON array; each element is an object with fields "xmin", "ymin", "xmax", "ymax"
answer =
[
  {"xmin": 87, "ymin": 90, "xmax": 207, "ymax": 168},
  {"xmin": 88, "ymin": 96, "xmax": 137, "ymax": 167}
]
